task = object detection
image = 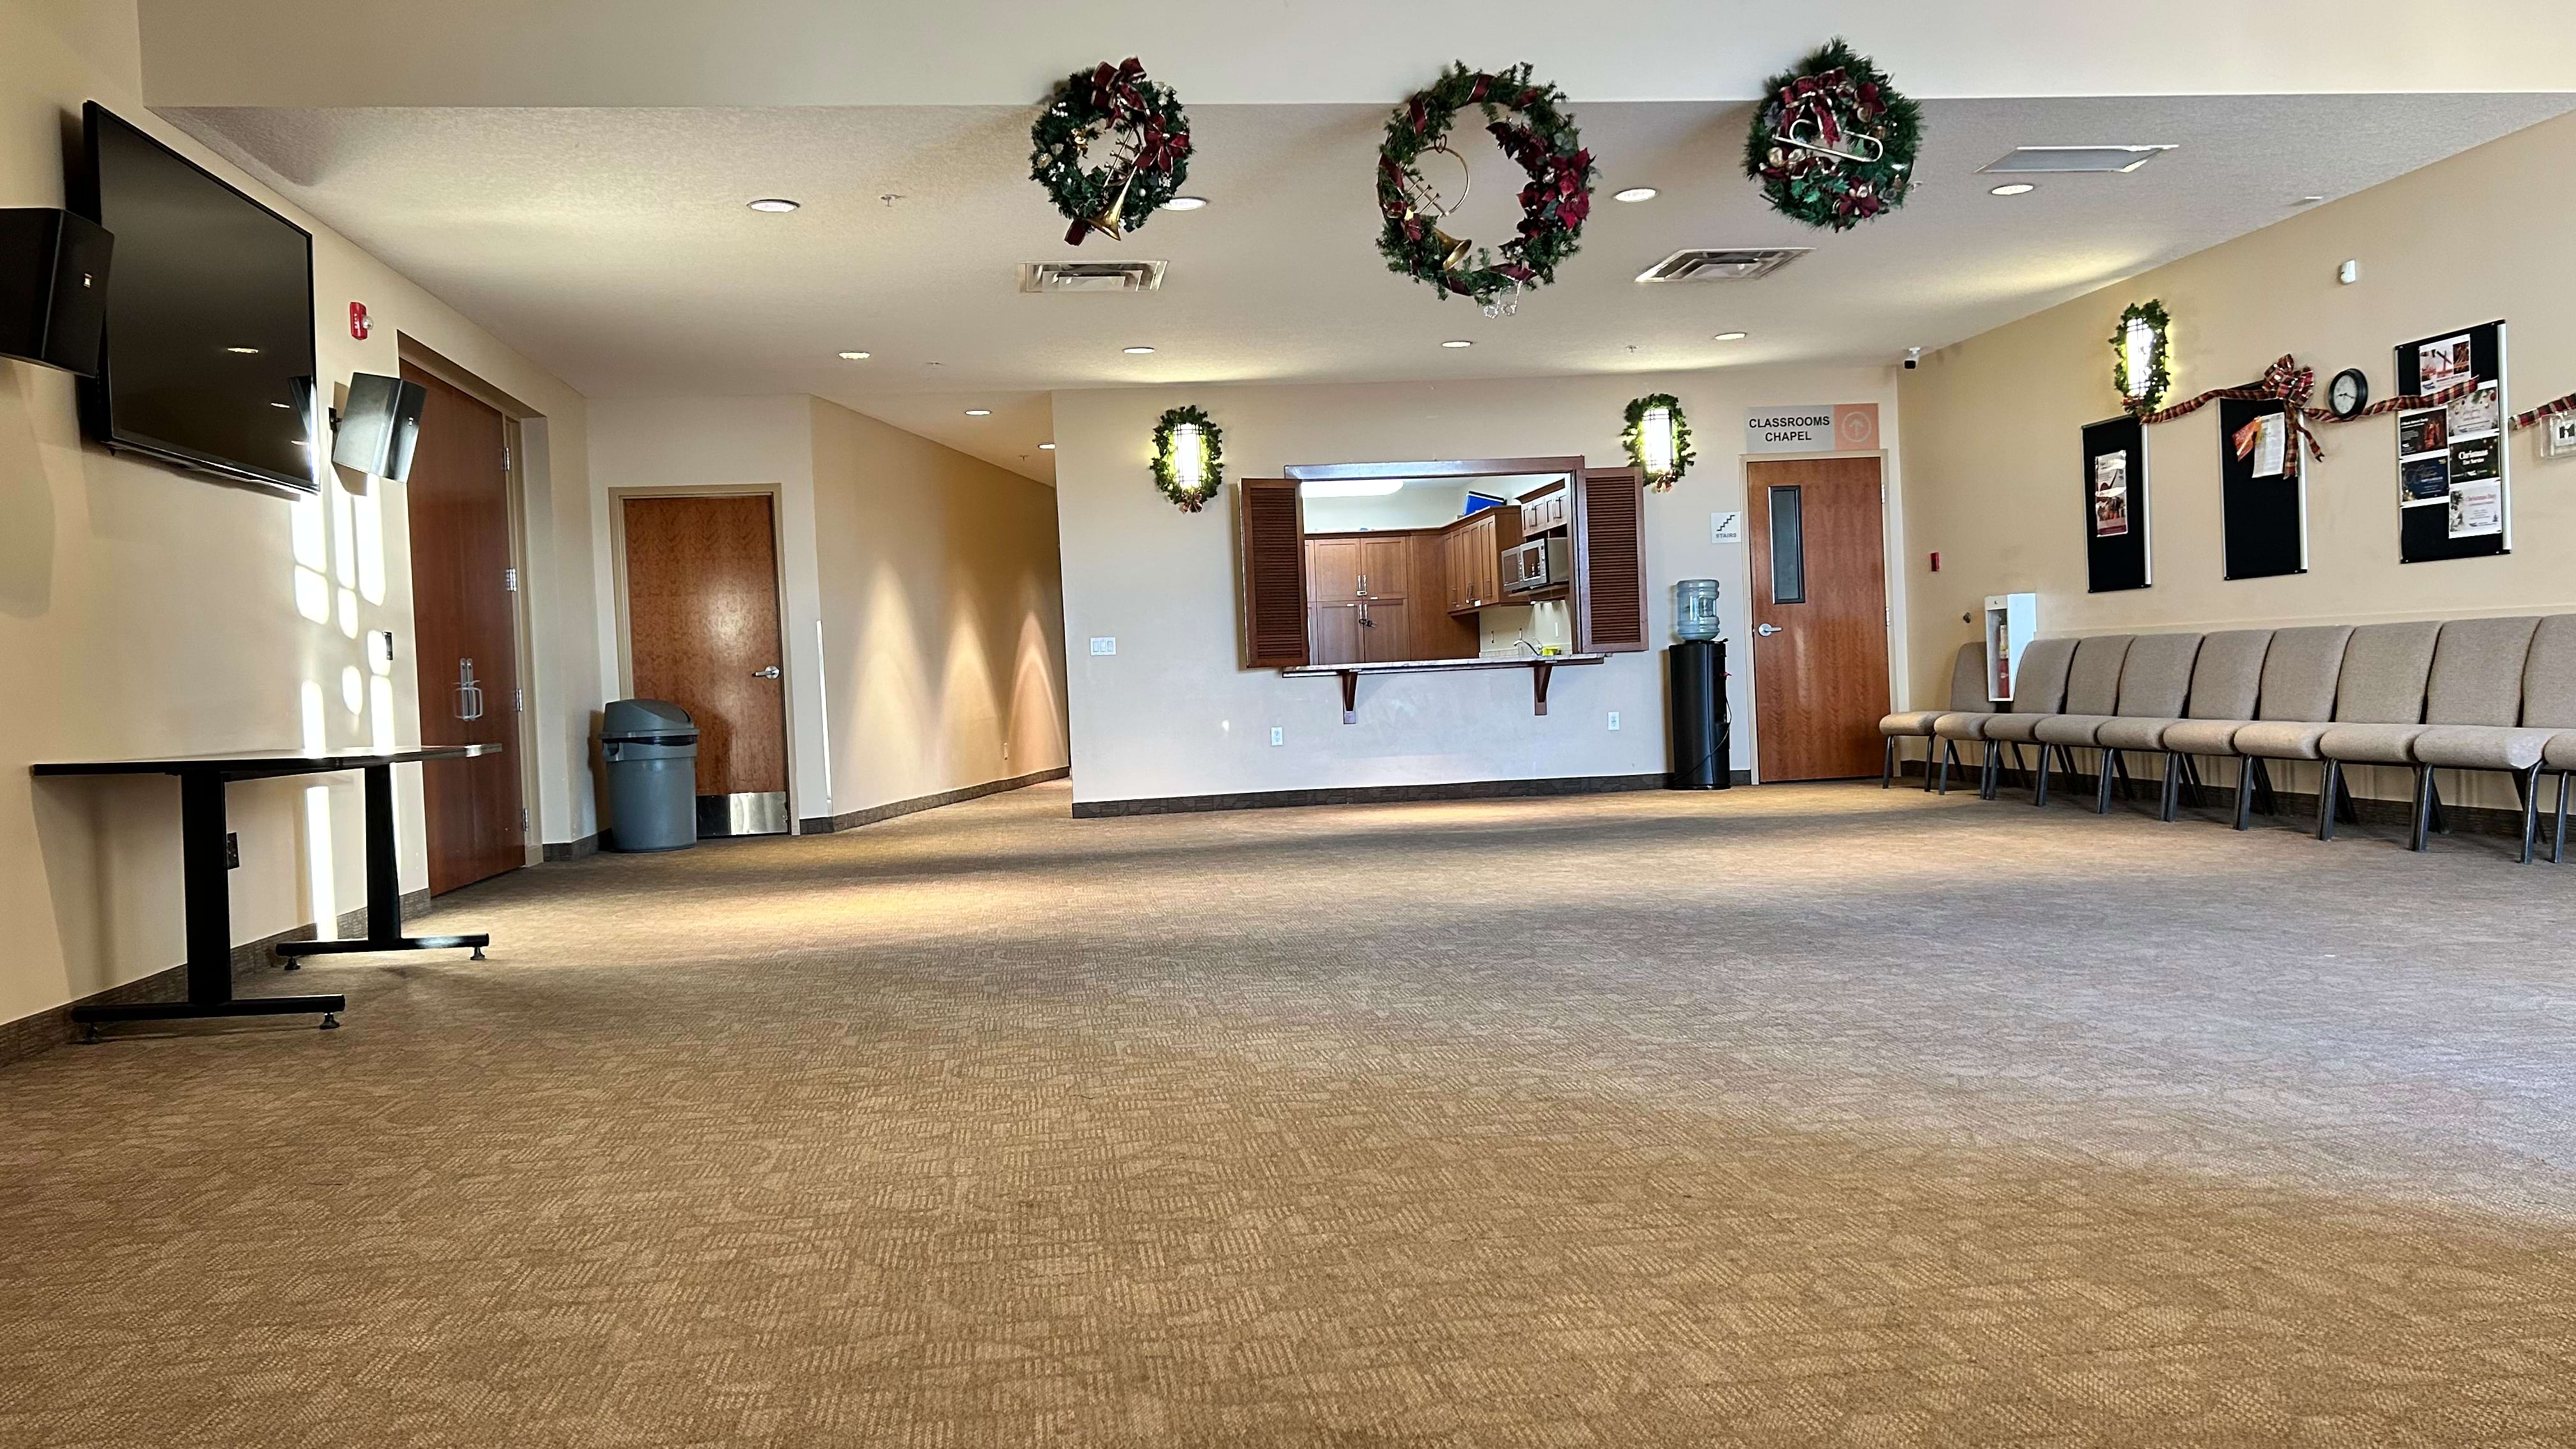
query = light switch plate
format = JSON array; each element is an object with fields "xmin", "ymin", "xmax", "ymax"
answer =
[
  {"xmin": 1089, "ymin": 636, "xmax": 1117, "ymax": 656},
  {"xmin": 1711, "ymin": 510, "xmax": 1743, "ymax": 544},
  {"xmin": 1269, "ymin": 727, "xmax": 1285, "ymax": 746}
]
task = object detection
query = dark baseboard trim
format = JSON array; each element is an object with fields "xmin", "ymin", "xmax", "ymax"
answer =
[
  {"xmin": 1073, "ymin": 771, "xmax": 1682, "ymax": 818},
  {"xmin": 542, "ymin": 834, "xmax": 601, "ymax": 863},
  {"xmin": 802, "ymin": 766, "xmax": 1071, "ymax": 836},
  {"xmin": 0, "ymin": 888, "xmax": 438, "ymax": 1071}
]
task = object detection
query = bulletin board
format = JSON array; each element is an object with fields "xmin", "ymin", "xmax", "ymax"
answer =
[
  {"xmin": 2394, "ymin": 320, "xmax": 2508, "ymax": 564},
  {"xmin": 2218, "ymin": 396, "xmax": 2307, "ymax": 580},
  {"xmin": 2080, "ymin": 416, "xmax": 2149, "ymax": 592}
]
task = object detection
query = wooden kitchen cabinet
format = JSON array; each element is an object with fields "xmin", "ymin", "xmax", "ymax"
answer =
[
  {"xmin": 1309, "ymin": 602, "xmax": 1362, "ymax": 664},
  {"xmin": 1358, "ymin": 600, "xmax": 1411, "ymax": 662},
  {"xmin": 1307, "ymin": 537, "xmax": 1363, "ymax": 601},
  {"xmin": 1357, "ymin": 535, "xmax": 1409, "ymax": 601},
  {"xmin": 1441, "ymin": 508, "xmax": 1524, "ymax": 615}
]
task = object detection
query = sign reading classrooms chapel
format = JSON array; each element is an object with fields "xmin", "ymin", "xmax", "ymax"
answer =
[{"xmin": 1744, "ymin": 402, "xmax": 1880, "ymax": 454}]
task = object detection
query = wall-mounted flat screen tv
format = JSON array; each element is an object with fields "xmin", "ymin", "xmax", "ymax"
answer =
[{"xmin": 74, "ymin": 101, "xmax": 318, "ymax": 494}]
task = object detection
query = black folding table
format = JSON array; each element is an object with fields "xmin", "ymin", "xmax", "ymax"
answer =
[{"xmin": 29, "ymin": 746, "xmax": 499, "ymax": 1038}]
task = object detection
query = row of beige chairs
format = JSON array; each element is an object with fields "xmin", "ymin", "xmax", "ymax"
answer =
[{"xmin": 1878, "ymin": 615, "xmax": 2576, "ymax": 861}]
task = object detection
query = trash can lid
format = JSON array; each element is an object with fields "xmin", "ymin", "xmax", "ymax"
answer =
[{"xmin": 602, "ymin": 698, "xmax": 697, "ymax": 742}]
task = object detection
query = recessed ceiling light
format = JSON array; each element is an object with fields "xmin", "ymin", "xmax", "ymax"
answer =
[
  {"xmin": 1163, "ymin": 197, "xmax": 1208, "ymax": 211},
  {"xmin": 1712, "ymin": 331, "xmax": 1749, "ymax": 342},
  {"xmin": 1613, "ymin": 187, "xmax": 1659, "ymax": 203},
  {"xmin": 747, "ymin": 197, "xmax": 801, "ymax": 213},
  {"xmin": 1123, "ymin": 346, "xmax": 1156, "ymax": 355},
  {"xmin": 1038, "ymin": 442, "xmax": 1055, "ymax": 450},
  {"xmin": 1989, "ymin": 183, "xmax": 2035, "ymax": 197},
  {"xmin": 225, "ymin": 346, "xmax": 261, "ymax": 355},
  {"xmin": 964, "ymin": 409, "xmax": 991, "ymax": 417},
  {"xmin": 1441, "ymin": 339, "xmax": 1473, "ymax": 348},
  {"xmin": 837, "ymin": 351, "xmax": 870, "ymax": 360}
]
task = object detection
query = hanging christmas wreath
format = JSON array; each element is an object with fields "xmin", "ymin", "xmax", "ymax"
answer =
[
  {"xmin": 1376, "ymin": 63, "xmax": 1597, "ymax": 309},
  {"xmin": 1622, "ymin": 394, "xmax": 1696, "ymax": 491},
  {"xmin": 1149, "ymin": 405, "xmax": 1224, "ymax": 512},
  {"xmin": 1030, "ymin": 58, "xmax": 1193, "ymax": 247},
  {"xmin": 1744, "ymin": 39, "xmax": 1922, "ymax": 232},
  {"xmin": 2111, "ymin": 300, "xmax": 2174, "ymax": 415}
]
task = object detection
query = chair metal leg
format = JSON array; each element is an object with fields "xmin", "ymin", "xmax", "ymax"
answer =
[
  {"xmin": 2181, "ymin": 755, "xmax": 2207, "ymax": 808},
  {"xmin": 1882, "ymin": 735, "xmax": 1896, "ymax": 789},
  {"xmin": 2234, "ymin": 758, "xmax": 2257, "ymax": 831},
  {"xmin": 1936, "ymin": 740, "xmax": 1956, "ymax": 795},
  {"xmin": 2254, "ymin": 758, "xmax": 2280, "ymax": 816},
  {"xmin": 2159, "ymin": 752, "xmax": 2182, "ymax": 822},
  {"xmin": 2094, "ymin": 749, "xmax": 2118, "ymax": 815},
  {"xmin": 2033, "ymin": 743, "xmax": 2053, "ymax": 807},
  {"xmin": 1979, "ymin": 741, "xmax": 2000, "ymax": 800},
  {"xmin": 1922, "ymin": 737, "xmax": 1941, "ymax": 793},
  {"xmin": 2519, "ymin": 765, "xmax": 2541, "ymax": 864},
  {"xmin": 2113, "ymin": 751, "xmax": 2137, "ymax": 802},
  {"xmin": 2315, "ymin": 760, "xmax": 2342, "ymax": 841},
  {"xmin": 2556, "ymin": 772, "xmax": 2570, "ymax": 865},
  {"xmin": 2409, "ymin": 765, "xmax": 2433, "ymax": 853}
]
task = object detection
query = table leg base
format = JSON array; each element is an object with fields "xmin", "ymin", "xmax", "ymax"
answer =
[
  {"xmin": 275, "ymin": 933, "xmax": 489, "ymax": 961},
  {"xmin": 73, "ymin": 995, "xmax": 347, "ymax": 1039}
]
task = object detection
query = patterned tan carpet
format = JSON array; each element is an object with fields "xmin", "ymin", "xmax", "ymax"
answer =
[{"xmin": 2, "ymin": 779, "xmax": 2573, "ymax": 1447}]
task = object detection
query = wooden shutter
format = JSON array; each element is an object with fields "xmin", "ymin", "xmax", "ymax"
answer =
[
  {"xmin": 1237, "ymin": 478, "xmax": 1310, "ymax": 668},
  {"xmin": 1574, "ymin": 465, "xmax": 1648, "ymax": 654}
]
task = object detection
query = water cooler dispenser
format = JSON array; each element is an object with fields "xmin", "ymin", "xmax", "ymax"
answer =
[{"xmin": 1667, "ymin": 579, "xmax": 1731, "ymax": 790}]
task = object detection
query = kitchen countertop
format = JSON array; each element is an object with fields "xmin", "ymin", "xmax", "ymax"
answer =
[{"xmin": 1280, "ymin": 653, "xmax": 1605, "ymax": 677}]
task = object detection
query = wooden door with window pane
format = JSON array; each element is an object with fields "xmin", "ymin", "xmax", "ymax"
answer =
[
  {"xmin": 402, "ymin": 364, "xmax": 525, "ymax": 893},
  {"xmin": 1746, "ymin": 457, "xmax": 1890, "ymax": 781}
]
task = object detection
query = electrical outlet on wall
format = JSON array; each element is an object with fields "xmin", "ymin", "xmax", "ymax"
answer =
[
  {"xmin": 1089, "ymin": 636, "xmax": 1117, "ymax": 656},
  {"xmin": 1270, "ymin": 727, "xmax": 1285, "ymax": 746},
  {"xmin": 1607, "ymin": 711, "xmax": 1621, "ymax": 732}
]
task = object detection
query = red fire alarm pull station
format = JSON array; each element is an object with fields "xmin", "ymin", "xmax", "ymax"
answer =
[
  {"xmin": 1929, "ymin": 551, "xmax": 1942, "ymax": 572},
  {"xmin": 349, "ymin": 302, "xmax": 372, "ymax": 340}
]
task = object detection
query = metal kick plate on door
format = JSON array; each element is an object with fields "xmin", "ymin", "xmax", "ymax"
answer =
[{"xmin": 697, "ymin": 792, "xmax": 790, "ymax": 838}]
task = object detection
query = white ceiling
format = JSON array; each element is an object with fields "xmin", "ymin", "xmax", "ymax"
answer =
[
  {"xmin": 137, "ymin": 1, "xmax": 2576, "ymax": 107},
  {"xmin": 169, "ymin": 93, "xmax": 2573, "ymax": 481}
]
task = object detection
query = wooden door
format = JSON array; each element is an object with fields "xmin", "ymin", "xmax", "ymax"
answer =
[
  {"xmin": 620, "ymin": 494, "xmax": 790, "ymax": 835},
  {"xmin": 1746, "ymin": 457, "xmax": 1890, "ymax": 780},
  {"xmin": 1310, "ymin": 602, "xmax": 1361, "ymax": 664},
  {"xmin": 1358, "ymin": 535, "xmax": 1409, "ymax": 600},
  {"xmin": 1308, "ymin": 537, "xmax": 1362, "ymax": 601},
  {"xmin": 402, "ymin": 364, "xmax": 523, "ymax": 894},
  {"xmin": 1359, "ymin": 600, "xmax": 1411, "ymax": 662}
]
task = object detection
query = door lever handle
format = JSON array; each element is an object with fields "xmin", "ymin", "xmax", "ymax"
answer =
[
  {"xmin": 1756, "ymin": 623, "xmax": 1783, "ymax": 636},
  {"xmin": 753, "ymin": 666, "xmax": 782, "ymax": 678}
]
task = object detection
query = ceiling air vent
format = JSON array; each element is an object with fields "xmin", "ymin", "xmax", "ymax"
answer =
[
  {"xmin": 1980, "ymin": 146, "xmax": 2175, "ymax": 175},
  {"xmin": 1636, "ymin": 247, "xmax": 1810, "ymax": 284},
  {"xmin": 1017, "ymin": 260, "xmax": 1167, "ymax": 295}
]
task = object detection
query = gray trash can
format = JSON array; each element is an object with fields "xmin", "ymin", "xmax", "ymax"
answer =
[{"xmin": 601, "ymin": 700, "xmax": 700, "ymax": 852}]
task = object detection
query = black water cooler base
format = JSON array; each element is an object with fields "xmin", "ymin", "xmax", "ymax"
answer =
[{"xmin": 1668, "ymin": 639, "xmax": 1731, "ymax": 790}]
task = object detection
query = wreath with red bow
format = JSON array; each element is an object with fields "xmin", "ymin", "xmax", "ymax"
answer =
[
  {"xmin": 1744, "ymin": 40, "xmax": 1921, "ymax": 232},
  {"xmin": 1377, "ymin": 63, "xmax": 1596, "ymax": 309},
  {"xmin": 1031, "ymin": 58, "xmax": 1193, "ymax": 247}
]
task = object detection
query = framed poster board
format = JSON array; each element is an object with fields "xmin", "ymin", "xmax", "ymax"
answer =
[
  {"xmin": 2395, "ymin": 320, "xmax": 2508, "ymax": 564},
  {"xmin": 2219, "ymin": 397, "xmax": 2307, "ymax": 580},
  {"xmin": 2080, "ymin": 416, "xmax": 2149, "ymax": 592}
]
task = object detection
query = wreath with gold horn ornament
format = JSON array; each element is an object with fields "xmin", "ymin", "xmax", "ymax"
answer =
[
  {"xmin": 1031, "ymin": 58, "xmax": 1193, "ymax": 246},
  {"xmin": 1377, "ymin": 63, "xmax": 1597, "ymax": 310},
  {"xmin": 1744, "ymin": 38, "xmax": 1921, "ymax": 232}
]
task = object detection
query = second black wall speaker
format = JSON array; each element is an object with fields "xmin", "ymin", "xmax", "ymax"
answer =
[
  {"xmin": 0, "ymin": 208, "xmax": 113, "ymax": 377},
  {"xmin": 333, "ymin": 371, "xmax": 427, "ymax": 481}
]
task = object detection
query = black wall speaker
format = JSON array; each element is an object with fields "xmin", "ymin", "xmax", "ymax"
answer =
[
  {"xmin": 333, "ymin": 371, "xmax": 427, "ymax": 481},
  {"xmin": 0, "ymin": 208, "xmax": 113, "ymax": 377}
]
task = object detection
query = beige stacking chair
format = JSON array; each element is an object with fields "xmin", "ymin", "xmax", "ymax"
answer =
[
  {"xmin": 2020, "ymin": 635, "xmax": 2133, "ymax": 808},
  {"xmin": 1880, "ymin": 642, "xmax": 1987, "ymax": 792},
  {"xmin": 2039, "ymin": 632, "xmax": 2204, "ymax": 816},
  {"xmin": 2235, "ymin": 621, "xmax": 2439, "ymax": 839},
  {"xmin": 2099, "ymin": 629, "xmax": 2273, "ymax": 822},
  {"xmin": 2319, "ymin": 615, "xmax": 2543, "ymax": 858},
  {"xmin": 1931, "ymin": 636, "xmax": 2077, "ymax": 801},
  {"xmin": 2158, "ymin": 624, "xmax": 2350, "ymax": 831}
]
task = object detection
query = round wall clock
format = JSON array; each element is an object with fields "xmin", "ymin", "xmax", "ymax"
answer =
[{"xmin": 2327, "ymin": 367, "xmax": 2370, "ymax": 418}]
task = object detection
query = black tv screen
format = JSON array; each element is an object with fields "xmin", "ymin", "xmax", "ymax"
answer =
[{"xmin": 75, "ymin": 102, "xmax": 318, "ymax": 494}]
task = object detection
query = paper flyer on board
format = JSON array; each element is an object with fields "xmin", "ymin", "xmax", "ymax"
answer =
[
  {"xmin": 2091, "ymin": 452, "xmax": 2129, "ymax": 537},
  {"xmin": 2448, "ymin": 479, "xmax": 2502, "ymax": 539}
]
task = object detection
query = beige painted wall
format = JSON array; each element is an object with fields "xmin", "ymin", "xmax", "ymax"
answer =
[
  {"xmin": 585, "ymin": 395, "xmax": 1068, "ymax": 832},
  {"xmin": 809, "ymin": 399, "xmax": 1069, "ymax": 815},
  {"xmin": 1897, "ymin": 111, "xmax": 2576, "ymax": 808},
  {"xmin": 1050, "ymin": 366, "xmax": 1902, "ymax": 807},
  {"xmin": 1, "ymin": 0, "xmax": 602, "ymax": 1027}
]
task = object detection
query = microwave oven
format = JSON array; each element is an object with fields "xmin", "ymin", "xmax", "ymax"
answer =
[{"xmin": 1504, "ymin": 536, "xmax": 1570, "ymax": 594}]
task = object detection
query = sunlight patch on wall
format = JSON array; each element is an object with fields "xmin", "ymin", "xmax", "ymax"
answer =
[
  {"xmin": 300, "ymin": 679, "xmax": 327, "ymax": 755},
  {"xmin": 354, "ymin": 485, "xmax": 387, "ymax": 605},
  {"xmin": 293, "ymin": 566, "xmax": 330, "ymax": 624},
  {"xmin": 302, "ymin": 785, "xmax": 337, "ymax": 941}
]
